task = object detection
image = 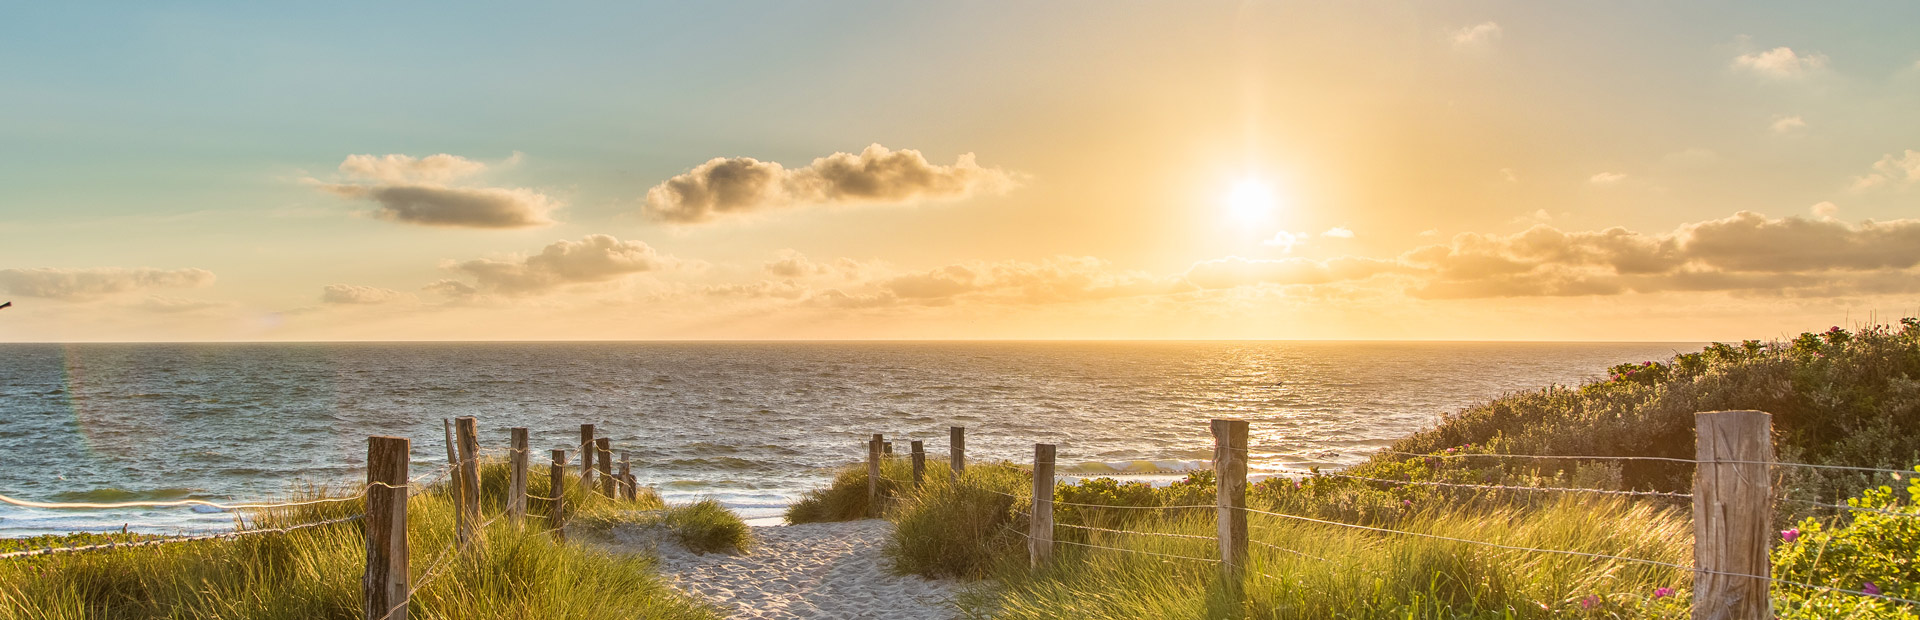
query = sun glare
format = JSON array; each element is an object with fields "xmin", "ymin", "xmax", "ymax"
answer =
[{"xmin": 1225, "ymin": 177, "xmax": 1279, "ymax": 223}]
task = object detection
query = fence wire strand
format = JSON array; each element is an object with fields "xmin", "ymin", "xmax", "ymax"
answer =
[
  {"xmin": 0, "ymin": 514, "xmax": 365, "ymax": 560},
  {"xmin": 1309, "ymin": 471, "xmax": 1693, "ymax": 500}
]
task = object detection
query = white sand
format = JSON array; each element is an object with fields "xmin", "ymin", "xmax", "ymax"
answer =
[{"xmin": 607, "ymin": 519, "xmax": 961, "ymax": 619}]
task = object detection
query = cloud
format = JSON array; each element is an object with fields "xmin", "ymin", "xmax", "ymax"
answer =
[
  {"xmin": 1851, "ymin": 149, "xmax": 1920, "ymax": 191},
  {"xmin": 134, "ymin": 296, "xmax": 229, "ymax": 314},
  {"xmin": 1500, "ymin": 168, "xmax": 1519, "ymax": 183},
  {"xmin": 641, "ymin": 144, "xmax": 1018, "ymax": 224},
  {"xmin": 762, "ymin": 251, "xmax": 871, "ymax": 280},
  {"xmin": 1811, "ymin": 202, "xmax": 1838, "ymax": 217},
  {"xmin": 1451, "ymin": 22, "xmax": 1502, "ymax": 48},
  {"xmin": 1589, "ymin": 172, "xmax": 1627, "ymax": 185},
  {"xmin": 1262, "ymin": 231, "xmax": 1305, "ymax": 252},
  {"xmin": 1733, "ymin": 46, "xmax": 1827, "ymax": 78},
  {"xmin": 1401, "ymin": 212, "xmax": 1920, "ymax": 298},
  {"xmin": 314, "ymin": 153, "xmax": 558, "ymax": 229},
  {"xmin": 436, "ymin": 234, "xmax": 677, "ymax": 296},
  {"xmin": 1322, "ymin": 227, "xmax": 1355, "ymax": 239},
  {"xmin": 1771, "ymin": 115, "xmax": 1807, "ymax": 133},
  {"xmin": 321, "ymin": 284, "xmax": 403, "ymax": 305},
  {"xmin": 0, "ymin": 267, "xmax": 215, "ymax": 300},
  {"xmin": 1181, "ymin": 257, "xmax": 1400, "ymax": 289}
]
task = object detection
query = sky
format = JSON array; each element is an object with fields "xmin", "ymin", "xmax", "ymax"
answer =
[{"xmin": 2, "ymin": 2, "xmax": 1918, "ymax": 342}]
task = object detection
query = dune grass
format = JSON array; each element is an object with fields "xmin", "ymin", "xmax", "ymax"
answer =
[{"xmin": 0, "ymin": 458, "xmax": 717, "ymax": 620}]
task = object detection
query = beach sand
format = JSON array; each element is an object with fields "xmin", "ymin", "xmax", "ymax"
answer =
[{"xmin": 608, "ymin": 519, "xmax": 961, "ymax": 619}]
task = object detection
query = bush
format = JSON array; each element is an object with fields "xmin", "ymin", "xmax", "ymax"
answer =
[
  {"xmin": 661, "ymin": 499, "xmax": 752, "ymax": 555},
  {"xmin": 886, "ymin": 463, "xmax": 1028, "ymax": 579},
  {"xmin": 1773, "ymin": 468, "xmax": 1920, "ymax": 620}
]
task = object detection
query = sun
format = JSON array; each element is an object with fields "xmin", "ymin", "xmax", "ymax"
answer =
[{"xmin": 1225, "ymin": 177, "xmax": 1280, "ymax": 223}]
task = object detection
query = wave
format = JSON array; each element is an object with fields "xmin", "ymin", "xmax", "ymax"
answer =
[
  {"xmin": 51, "ymin": 487, "xmax": 203, "ymax": 503},
  {"xmin": 1058, "ymin": 460, "xmax": 1209, "ymax": 476}
]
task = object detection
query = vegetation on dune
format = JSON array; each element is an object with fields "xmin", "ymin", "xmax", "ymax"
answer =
[
  {"xmin": 787, "ymin": 319, "xmax": 1920, "ymax": 618},
  {"xmin": 0, "ymin": 458, "xmax": 717, "ymax": 620}
]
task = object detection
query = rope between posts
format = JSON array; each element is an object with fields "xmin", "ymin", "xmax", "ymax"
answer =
[
  {"xmin": 1235, "ymin": 505, "xmax": 1920, "ymax": 607},
  {"xmin": 0, "ymin": 488, "xmax": 371, "ymax": 512},
  {"xmin": 1309, "ymin": 472, "xmax": 1694, "ymax": 499},
  {"xmin": 0, "ymin": 514, "xmax": 365, "ymax": 560}
]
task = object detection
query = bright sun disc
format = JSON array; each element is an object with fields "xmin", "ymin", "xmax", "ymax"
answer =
[{"xmin": 1226, "ymin": 178, "xmax": 1278, "ymax": 222}]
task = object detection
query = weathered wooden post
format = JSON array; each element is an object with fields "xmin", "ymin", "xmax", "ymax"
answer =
[
  {"xmin": 867, "ymin": 434, "xmax": 883, "ymax": 517},
  {"xmin": 910, "ymin": 440, "xmax": 926, "ymax": 486},
  {"xmin": 579, "ymin": 424, "xmax": 596, "ymax": 490},
  {"xmin": 442, "ymin": 419, "xmax": 460, "ymax": 510},
  {"xmin": 548, "ymin": 448, "xmax": 567, "ymax": 541},
  {"xmin": 884, "ymin": 441, "xmax": 894, "ymax": 456},
  {"xmin": 508, "ymin": 427, "xmax": 529, "ymax": 526},
  {"xmin": 1693, "ymin": 410, "xmax": 1773, "ymax": 620},
  {"xmin": 1030, "ymin": 443, "xmax": 1055, "ymax": 568},
  {"xmin": 618, "ymin": 451, "xmax": 633, "ymax": 501},
  {"xmin": 1213, "ymin": 419, "xmax": 1249, "ymax": 579},
  {"xmin": 950, "ymin": 426, "xmax": 966, "ymax": 483},
  {"xmin": 364, "ymin": 436, "xmax": 409, "ymax": 620},
  {"xmin": 454, "ymin": 417, "xmax": 481, "ymax": 547},
  {"xmin": 596, "ymin": 438, "xmax": 615, "ymax": 498}
]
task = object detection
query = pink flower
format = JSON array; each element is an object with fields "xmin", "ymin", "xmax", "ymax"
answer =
[
  {"xmin": 1781, "ymin": 528, "xmax": 1799, "ymax": 543},
  {"xmin": 1402, "ymin": 499, "xmax": 1413, "ymax": 507},
  {"xmin": 1864, "ymin": 582, "xmax": 1882, "ymax": 596},
  {"xmin": 1579, "ymin": 595, "xmax": 1599, "ymax": 609},
  {"xmin": 1653, "ymin": 587, "xmax": 1673, "ymax": 599}
]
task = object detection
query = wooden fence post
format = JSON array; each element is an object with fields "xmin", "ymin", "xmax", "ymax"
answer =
[
  {"xmin": 867, "ymin": 434, "xmax": 883, "ymax": 517},
  {"xmin": 1693, "ymin": 410, "xmax": 1773, "ymax": 620},
  {"xmin": 442, "ymin": 419, "xmax": 460, "ymax": 512},
  {"xmin": 454, "ymin": 417, "xmax": 481, "ymax": 547},
  {"xmin": 884, "ymin": 441, "xmax": 894, "ymax": 456},
  {"xmin": 950, "ymin": 426, "xmax": 966, "ymax": 483},
  {"xmin": 1030, "ymin": 443, "xmax": 1055, "ymax": 568},
  {"xmin": 910, "ymin": 440, "xmax": 926, "ymax": 486},
  {"xmin": 1213, "ymin": 419, "xmax": 1249, "ymax": 580},
  {"xmin": 579, "ymin": 424, "xmax": 596, "ymax": 490},
  {"xmin": 548, "ymin": 448, "xmax": 567, "ymax": 541},
  {"xmin": 596, "ymin": 438, "xmax": 614, "ymax": 498},
  {"xmin": 618, "ymin": 451, "xmax": 633, "ymax": 501},
  {"xmin": 363, "ymin": 436, "xmax": 409, "ymax": 620},
  {"xmin": 508, "ymin": 428, "xmax": 528, "ymax": 526}
]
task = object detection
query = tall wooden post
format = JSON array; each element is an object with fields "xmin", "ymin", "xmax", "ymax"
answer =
[
  {"xmin": 1693, "ymin": 410, "xmax": 1773, "ymax": 620},
  {"xmin": 618, "ymin": 451, "xmax": 633, "ymax": 501},
  {"xmin": 363, "ymin": 436, "xmax": 409, "ymax": 620},
  {"xmin": 579, "ymin": 424, "xmax": 596, "ymax": 490},
  {"xmin": 867, "ymin": 434, "xmax": 883, "ymax": 517},
  {"xmin": 548, "ymin": 449, "xmax": 567, "ymax": 541},
  {"xmin": 949, "ymin": 426, "xmax": 966, "ymax": 483},
  {"xmin": 1213, "ymin": 419, "xmax": 1249, "ymax": 579},
  {"xmin": 442, "ymin": 419, "xmax": 460, "ymax": 511},
  {"xmin": 1030, "ymin": 443, "xmax": 1055, "ymax": 568},
  {"xmin": 596, "ymin": 438, "xmax": 614, "ymax": 498},
  {"xmin": 454, "ymin": 417, "xmax": 481, "ymax": 547},
  {"xmin": 507, "ymin": 428, "xmax": 529, "ymax": 525},
  {"xmin": 910, "ymin": 440, "xmax": 926, "ymax": 486}
]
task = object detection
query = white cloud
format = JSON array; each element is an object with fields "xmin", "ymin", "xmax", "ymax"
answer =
[
  {"xmin": 1322, "ymin": 227, "xmax": 1355, "ymax": 239},
  {"xmin": 642, "ymin": 144, "xmax": 1019, "ymax": 224},
  {"xmin": 1811, "ymin": 202, "xmax": 1839, "ymax": 218},
  {"xmin": 1500, "ymin": 168, "xmax": 1519, "ymax": 183},
  {"xmin": 1589, "ymin": 172, "xmax": 1627, "ymax": 185},
  {"xmin": 1733, "ymin": 46, "xmax": 1827, "ymax": 78},
  {"xmin": 1850, "ymin": 149, "xmax": 1920, "ymax": 191},
  {"xmin": 314, "ymin": 153, "xmax": 559, "ymax": 229},
  {"xmin": 1771, "ymin": 115, "xmax": 1807, "ymax": 133},
  {"xmin": 436, "ymin": 234, "xmax": 678, "ymax": 296},
  {"xmin": 1451, "ymin": 22, "xmax": 1502, "ymax": 48},
  {"xmin": 321, "ymin": 284, "xmax": 403, "ymax": 305},
  {"xmin": 0, "ymin": 267, "xmax": 215, "ymax": 300},
  {"xmin": 1261, "ymin": 231, "xmax": 1305, "ymax": 252}
]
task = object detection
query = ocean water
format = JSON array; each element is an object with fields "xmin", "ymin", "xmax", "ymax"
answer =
[{"xmin": 0, "ymin": 341, "xmax": 1695, "ymax": 536}]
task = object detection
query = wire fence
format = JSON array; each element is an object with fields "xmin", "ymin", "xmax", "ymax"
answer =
[{"xmin": 863, "ymin": 415, "xmax": 1920, "ymax": 615}]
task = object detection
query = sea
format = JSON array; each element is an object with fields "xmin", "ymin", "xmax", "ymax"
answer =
[{"xmin": 0, "ymin": 341, "xmax": 1696, "ymax": 536}]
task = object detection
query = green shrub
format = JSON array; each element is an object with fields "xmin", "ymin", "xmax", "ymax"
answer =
[
  {"xmin": 660, "ymin": 499, "xmax": 752, "ymax": 555},
  {"xmin": 886, "ymin": 463, "xmax": 1028, "ymax": 579},
  {"xmin": 1773, "ymin": 468, "xmax": 1920, "ymax": 619}
]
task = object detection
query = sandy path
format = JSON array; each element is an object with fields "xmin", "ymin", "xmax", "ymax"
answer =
[{"xmin": 607, "ymin": 519, "xmax": 961, "ymax": 620}]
